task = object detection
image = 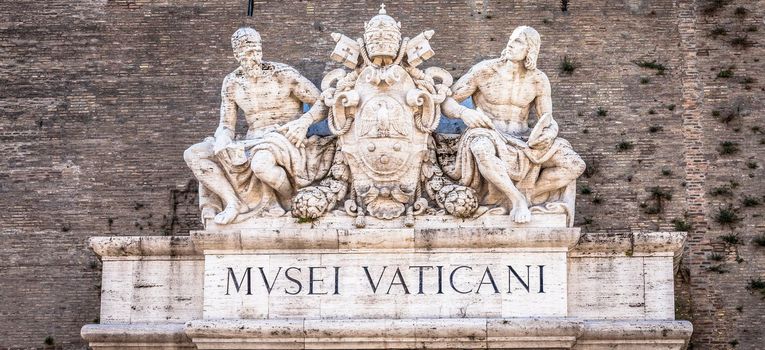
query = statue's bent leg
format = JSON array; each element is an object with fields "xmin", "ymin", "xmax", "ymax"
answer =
[
  {"xmin": 197, "ymin": 184, "xmax": 220, "ymax": 222},
  {"xmin": 469, "ymin": 136, "xmax": 531, "ymax": 223},
  {"xmin": 250, "ymin": 150, "xmax": 292, "ymax": 215},
  {"xmin": 533, "ymin": 147, "xmax": 586, "ymax": 197},
  {"xmin": 184, "ymin": 141, "xmax": 247, "ymax": 224}
]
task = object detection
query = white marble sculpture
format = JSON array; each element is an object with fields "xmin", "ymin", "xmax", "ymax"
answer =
[
  {"xmin": 184, "ymin": 8, "xmax": 584, "ymax": 228},
  {"xmin": 184, "ymin": 27, "xmax": 334, "ymax": 225},
  {"xmin": 293, "ymin": 5, "xmax": 478, "ymax": 227},
  {"xmin": 440, "ymin": 26, "xmax": 585, "ymax": 226}
]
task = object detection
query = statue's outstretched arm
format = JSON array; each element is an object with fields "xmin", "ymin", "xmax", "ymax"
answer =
[
  {"xmin": 441, "ymin": 67, "xmax": 479, "ymax": 119},
  {"xmin": 292, "ymin": 74, "xmax": 327, "ymax": 124},
  {"xmin": 441, "ymin": 65, "xmax": 494, "ymax": 129},
  {"xmin": 279, "ymin": 73, "xmax": 327, "ymax": 147}
]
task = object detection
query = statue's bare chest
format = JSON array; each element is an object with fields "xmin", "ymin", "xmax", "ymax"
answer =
[
  {"xmin": 477, "ymin": 74, "xmax": 537, "ymax": 107},
  {"xmin": 233, "ymin": 76, "xmax": 292, "ymax": 110}
]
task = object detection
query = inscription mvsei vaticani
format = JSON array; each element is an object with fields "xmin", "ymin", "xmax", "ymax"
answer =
[{"xmin": 224, "ymin": 264, "xmax": 547, "ymax": 296}]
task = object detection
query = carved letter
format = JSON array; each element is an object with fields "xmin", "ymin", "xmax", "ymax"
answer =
[
  {"xmin": 334, "ymin": 266, "xmax": 341, "ymax": 295},
  {"xmin": 363, "ymin": 266, "xmax": 387, "ymax": 293},
  {"xmin": 437, "ymin": 265, "xmax": 444, "ymax": 294},
  {"xmin": 386, "ymin": 267, "xmax": 411, "ymax": 294},
  {"xmin": 409, "ymin": 266, "xmax": 433, "ymax": 294},
  {"xmin": 308, "ymin": 266, "xmax": 328, "ymax": 295},
  {"xmin": 284, "ymin": 267, "xmax": 302, "ymax": 295},
  {"xmin": 450, "ymin": 265, "xmax": 473, "ymax": 294},
  {"xmin": 258, "ymin": 267, "xmax": 282, "ymax": 294},
  {"xmin": 507, "ymin": 265, "xmax": 531, "ymax": 293},
  {"xmin": 226, "ymin": 267, "xmax": 252, "ymax": 295},
  {"xmin": 476, "ymin": 267, "xmax": 499, "ymax": 294},
  {"xmin": 538, "ymin": 265, "xmax": 545, "ymax": 293}
]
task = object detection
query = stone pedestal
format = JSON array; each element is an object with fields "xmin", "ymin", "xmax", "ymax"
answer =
[{"xmin": 82, "ymin": 214, "xmax": 691, "ymax": 349}]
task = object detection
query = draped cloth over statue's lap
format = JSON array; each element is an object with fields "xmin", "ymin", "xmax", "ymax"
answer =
[
  {"xmin": 446, "ymin": 127, "xmax": 564, "ymax": 206},
  {"xmin": 216, "ymin": 132, "xmax": 336, "ymax": 207}
]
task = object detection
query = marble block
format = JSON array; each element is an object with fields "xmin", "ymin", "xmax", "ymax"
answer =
[
  {"xmin": 203, "ymin": 251, "xmax": 568, "ymax": 320},
  {"xmin": 84, "ymin": 220, "xmax": 690, "ymax": 349}
]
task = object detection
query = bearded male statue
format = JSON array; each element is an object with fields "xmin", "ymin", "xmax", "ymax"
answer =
[
  {"xmin": 441, "ymin": 26, "xmax": 585, "ymax": 226},
  {"xmin": 184, "ymin": 27, "xmax": 334, "ymax": 225}
]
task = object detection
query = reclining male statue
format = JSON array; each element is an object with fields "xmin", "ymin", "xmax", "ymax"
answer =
[
  {"xmin": 184, "ymin": 27, "xmax": 334, "ymax": 225},
  {"xmin": 441, "ymin": 26, "xmax": 585, "ymax": 225}
]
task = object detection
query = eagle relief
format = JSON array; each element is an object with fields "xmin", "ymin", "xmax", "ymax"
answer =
[{"xmin": 186, "ymin": 4, "xmax": 584, "ymax": 228}]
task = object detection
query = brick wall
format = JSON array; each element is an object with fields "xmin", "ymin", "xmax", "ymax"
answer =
[
  {"xmin": 0, "ymin": 0, "xmax": 761, "ymax": 349},
  {"xmin": 679, "ymin": 0, "xmax": 765, "ymax": 348}
]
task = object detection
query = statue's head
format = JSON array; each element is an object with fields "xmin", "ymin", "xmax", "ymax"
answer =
[
  {"xmin": 363, "ymin": 4, "xmax": 402, "ymax": 62},
  {"xmin": 231, "ymin": 27, "xmax": 263, "ymax": 72},
  {"xmin": 501, "ymin": 26, "xmax": 540, "ymax": 70}
]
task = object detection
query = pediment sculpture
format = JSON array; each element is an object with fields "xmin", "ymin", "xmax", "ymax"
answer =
[{"xmin": 185, "ymin": 5, "xmax": 585, "ymax": 228}]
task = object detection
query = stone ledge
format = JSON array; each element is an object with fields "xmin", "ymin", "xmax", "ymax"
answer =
[
  {"xmin": 181, "ymin": 318, "xmax": 691, "ymax": 349},
  {"xmin": 89, "ymin": 229, "xmax": 581, "ymax": 258},
  {"xmin": 192, "ymin": 227, "xmax": 581, "ymax": 252},
  {"xmin": 579, "ymin": 320, "xmax": 693, "ymax": 340},
  {"xmin": 571, "ymin": 231, "xmax": 686, "ymax": 257},
  {"xmin": 81, "ymin": 319, "xmax": 692, "ymax": 349},
  {"xmin": 89, "ymin": 236, "xmax": 200, "ymax": 258},
  {"xmin": 81, "ymin": 323, "xmax": 194, "ymax": 349},
  {"xmin": 206, "ymin": 213, "xmax": 568, "ymax": 232},
  {"xmin": 88, "ymin": 230, "xmax": 686, "ymax": 258}
]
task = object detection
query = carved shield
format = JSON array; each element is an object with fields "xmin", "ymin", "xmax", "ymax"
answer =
[
  {"xmin": 343, "ymin": 65, "xmax": 426, "ymax": 184},
  {"xmin": 355, "ymin": 95, "xmax": 414, "ymax": 177},
  {"xmin": 332, "ymin": 64, "xmax": 434, "ymax": 220}
]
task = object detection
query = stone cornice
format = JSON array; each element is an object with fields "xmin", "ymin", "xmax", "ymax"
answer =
[
  {"xmin": 204, "ymin": 213, "xmax": 569, "ymax": 231},
  {"xmin": 89, "ymin": 236, "xmax": 200, "ymax": 258},
  {"xmin": 570, "ymin": 231, "xmax": 687, "ymax": 257},
  {"xmin": 179, "ymin": 318, "xmax": 691, "ymax": 349},
  {"xmin": 81, "ymin": 323, "xmax": 192, "ymax": 345},
  {"xmin": 191, "ymin": 226, "xmax": 582, "ymax": 252},
  {"xmin": 81, "ymin": 319, "xmax": 693, "ymax": 350},
  {"xmin": 88, "ymin": 229, "xmax": 687, "ymax": 258}
]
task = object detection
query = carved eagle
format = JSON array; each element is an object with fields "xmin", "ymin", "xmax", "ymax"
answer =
[{"xmin": 359, "ymin": 99, "xmax": 410, "ymax": 137}]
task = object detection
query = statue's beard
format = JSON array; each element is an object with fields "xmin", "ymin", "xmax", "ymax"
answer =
[
  {"xmin": 500, "ymin": 49, "xmax": 525, "ymax": 65},
  {"xmin": 242, "ymin": 60, "xmax": 262, "ymax": 76},
  {"xmin": 500, "ymin": 48, "xmax": 511, "ymax": 62}
]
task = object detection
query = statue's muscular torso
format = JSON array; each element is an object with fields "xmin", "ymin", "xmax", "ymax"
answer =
[
  {"xmin": 220, "ymin": 63, "xmax": 319, "ymax": 138},
  {"xmin": 453, "ymin": 59, "xmax": 550, "ymax": 137}
]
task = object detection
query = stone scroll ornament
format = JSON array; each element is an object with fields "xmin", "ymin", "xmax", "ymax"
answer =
[{"xmin": 291, "ymin": 4, "xmax": 480, "ymax": 227}]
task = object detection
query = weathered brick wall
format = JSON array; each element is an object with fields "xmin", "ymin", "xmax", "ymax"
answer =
[
  {"xmin": 0, "ymin": 0, "xmax": 761, "ymax": 349},
  {"xmin": 677, "ymin": 0, "xmax": 765, "ymax": 348}
]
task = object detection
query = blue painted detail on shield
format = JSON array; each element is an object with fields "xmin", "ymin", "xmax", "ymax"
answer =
[{"xmin": 304, "ymin": 97, "xmax": 473, "ymax": 137}]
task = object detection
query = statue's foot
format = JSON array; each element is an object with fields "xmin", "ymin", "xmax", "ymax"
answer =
[
  {"xmin": 213, "ymin": 204, "xmax": 244, "ymax": 225},
  {"xmin": 201, "ymin": 207, "xmax": 216, "ymax": 222},
  {"xmin": 509, "ymin": 205, "xmax": 531, "ymax": 224},
  {"xmin": 355, "ymin": 215, "xmax": 366, "ymax": 228}
]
